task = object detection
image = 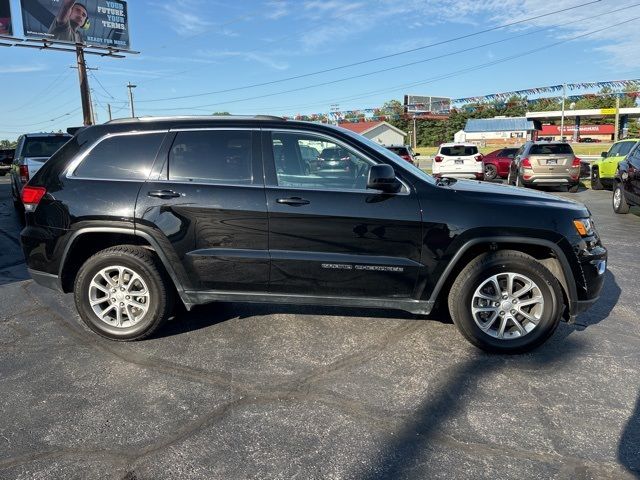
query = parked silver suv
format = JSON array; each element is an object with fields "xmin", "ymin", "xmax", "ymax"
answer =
[
  {"xmin": 10, "ymin": 132, "xmax": 71, "ymax": 208},
  {"xmin": 508, "ymin": 141, "xmax": 581, "ymax": 192}
]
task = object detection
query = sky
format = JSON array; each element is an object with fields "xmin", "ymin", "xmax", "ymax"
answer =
[{"xmin": 2, "ymin": 0, "xmax": 640, "ymax": 140}]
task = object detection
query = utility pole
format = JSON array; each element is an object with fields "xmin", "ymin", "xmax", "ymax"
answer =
[
  {"xmin": 76, "ymin": 45, "xmax": 93, "ymax": 126},
  {"xmin": 614, "ymin": 95, "xmax": 621, "ymax": 142},
  {"xmin": 107, "ymin": 104, "xmax": 112, "ymax": 121},
  {"xmin": 127, "ymin": 82, "xmax": 137, "ymax": 118},
  {"xmin": 560, "ymin": 83, "xmax": 566, "ymax": 142},
  {"xmin": 412, "ymin": 115, "xmax": 417, "ymax": 148}
]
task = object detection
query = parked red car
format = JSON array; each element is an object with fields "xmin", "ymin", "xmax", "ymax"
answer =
[{"xmin": 482, "ymin": 147, "xmax": 519, "ymax": 180}]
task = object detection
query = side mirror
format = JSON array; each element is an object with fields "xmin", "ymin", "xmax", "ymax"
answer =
[
  {"xmin": 601, "ymin": 151, "xmax": 608, "ymax": 158},
  {"xmin": 367, "ymin": 164, "xmax": 401, "ymax": 193}
]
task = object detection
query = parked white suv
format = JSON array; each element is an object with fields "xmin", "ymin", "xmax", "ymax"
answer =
[{"xmin": 433, "ymin": 143, "xmax": 483, "ymax": 180}]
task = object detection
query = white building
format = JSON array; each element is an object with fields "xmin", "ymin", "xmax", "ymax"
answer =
[
  {"xmin": 458, "ymin": 117, "xmax": 538, "ymax": 145},
  {"xmin": 338, "ymin": 121, "xmax": 407, "ymax": 145}
]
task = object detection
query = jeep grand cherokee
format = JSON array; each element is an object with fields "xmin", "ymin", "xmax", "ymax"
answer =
[{"xmin": 20, "ymin": 116, "xmax": 607, "ymax": 353}]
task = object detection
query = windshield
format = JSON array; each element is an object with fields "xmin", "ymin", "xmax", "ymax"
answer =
[
  {"xmin": 530, "ymin": 143, "xmax": 573, "ymax": 155},
  {"xmin": 23, "ymin": 136, "xmax": 71, "ymax": 158},
  {"xmin": 337, "ymin": 127, "xmax": 435, "ymax": 184}
]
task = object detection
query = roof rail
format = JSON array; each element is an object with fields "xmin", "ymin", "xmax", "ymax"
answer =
[{"xmin": 105, "ymin": 114, "xmax": 286, "ymax": 124}]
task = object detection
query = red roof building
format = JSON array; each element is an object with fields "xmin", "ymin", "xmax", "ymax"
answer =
[{"xmin": 337, "ymin": 121, "xmax": 407, "ymax": 145}]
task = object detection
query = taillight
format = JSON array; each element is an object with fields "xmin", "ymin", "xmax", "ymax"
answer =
[
  {"xmin": 521, "ymin": 158, "xmax": 532, "ymax": 168},
  {"xmin": 21, "ymin": 186, "xmax": 46, "ymax": 212},
  {"xmin": 572, "ymin": 157, "xmax": 581, "ymax": 167},
  {"xmin": 434, "ymin": 155, "xmax": 444, "ymax": 163},
  {"xmin": 19, "ymin": 164, "xmax": 29, "ymax": 183},
  {"xmin": 474, "ymin": 154, "xmax": 484, "ymax": 162}
]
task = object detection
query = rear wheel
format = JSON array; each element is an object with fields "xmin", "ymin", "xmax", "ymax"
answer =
[
  {"xmin": 448, "ymin": 250, "xmax": 563, "ymax": 354},
  {"xmin": 568, "ymin": 183, "xmax": 580, "ymax": 193},
  {"xmin": 74, "ymin": 246, "xmax": 173, "ymax": 341},
  {"xmin": 484, "ymin": 164, "xmax": 498, "ymax": 181},
  {"xmin": 515, "ymin": 174, "xmax": 525, "ymax": 188},
  {"xmin": 591, "ymin": 167, "xmax": 603, "ymax": 190},
  {"xmin": 613, "ymin": 184, "xmax": 630, "ymax": 214}
]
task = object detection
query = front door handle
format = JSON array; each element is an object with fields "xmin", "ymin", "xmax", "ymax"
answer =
[
  {"xmin": 276, "ymin": 197, "xmax": 310, "ymax": 206},
  {"xmin": 147, "ymin": 190, "xmax": 182, "ymax": 199}
]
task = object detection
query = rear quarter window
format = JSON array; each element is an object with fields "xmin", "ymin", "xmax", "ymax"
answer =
[
  {"xmin": 440, "ymin": 145, "xmax": 478, "ymax": 156},
  {"xmin": 73, "ymin": 133, "xmax": 165, "ymax": 180}
]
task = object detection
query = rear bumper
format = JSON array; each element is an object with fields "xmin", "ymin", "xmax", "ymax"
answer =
[{"xmin": 28, "ymin": 269, "xmax": 63, "ymax": 292}]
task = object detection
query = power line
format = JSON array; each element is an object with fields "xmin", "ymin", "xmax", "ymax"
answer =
[
  {"xmin": 141, "ymin": 8, "xmax": 638, "ymax": 114},
  {"xmin": 135, "ymin": 0, "xmax": 602, "ymax": 104},
  {"xmin": 6, "ymin": 70, "xmax": 73, "ymax": 113},
  {"xmin": 264, "ymin": 15, "xmax": 640, "ymax": 115}
]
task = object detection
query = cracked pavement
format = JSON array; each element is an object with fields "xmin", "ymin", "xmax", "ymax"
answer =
[{"xmin": 0, "ymin": 175, "xmax": 639, "ymax": 479}]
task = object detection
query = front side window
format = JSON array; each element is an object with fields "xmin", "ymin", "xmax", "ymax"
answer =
[
  {"xmin": 270, "ymin": 132, "xmax": 375, "ymax": 191},
  {"xmin": 616, "ymin": 141, "xmax": 635, "ymax": 157},
  {"xmin": 74, "ymin": 133, "xmax": 165, "ymax": 180},
  {"xmin": 169, "ymin": 130, "xmax": 253, "ymax": 184}
]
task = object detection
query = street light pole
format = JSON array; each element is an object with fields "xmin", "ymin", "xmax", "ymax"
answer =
[{"xmin": 127, "ymin": 82, "xmax": 137, "ymax": 118}]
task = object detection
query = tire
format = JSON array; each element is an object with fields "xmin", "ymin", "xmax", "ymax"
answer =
[
  {"xmin": 568, "ymin": 183, "xmax": 580, "ymax": 193},
  {"xmin": 484, "ymin": 164, "xmax": 498, "ymax": 181},
  {"xmin": 447, "ymin": 250, "xmax": 563, "ymax": 354},
  {"xmin": 591, "ymin": 167, "xmax": 603, "ymax": 190},
  {"xmin": 515, "ymin": 174, "xmax": 525, "ymax": 188},
  {"xmin": 613, "ymin": 184, "xmax": 630, "ymax": 214},
  {"xmin": 507, "ymin": 170, "xmax": 515, "ymax": 186},
  {"xmin": 74, "ymin": 245, "xmax": 174, "ymax": 341}
]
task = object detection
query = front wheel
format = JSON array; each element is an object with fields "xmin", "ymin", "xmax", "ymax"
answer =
[
  {"xmin": 448, "ymin": 250, "xmax": 563, "ymax": 354},
  {"xmin": 613, "ymin": 184, "xmax": 630, "ymax": 214},
  {"xmin": 74, "ymin": 245, "xmax": 174, "ymax": 341}
]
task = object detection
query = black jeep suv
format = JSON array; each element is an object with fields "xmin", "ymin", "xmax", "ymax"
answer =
[{"xmin": 20, "ymin": 116, "xmax": 607, "ymax": 353}]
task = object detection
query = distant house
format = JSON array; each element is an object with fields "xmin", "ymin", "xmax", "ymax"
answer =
[
  {"xmin": 338, "ymin": 121, "xmax": 407, "ymax": 145},
  {"xmin": 458, "ymin": 117, "xmax": 539, "ymax": 145}
]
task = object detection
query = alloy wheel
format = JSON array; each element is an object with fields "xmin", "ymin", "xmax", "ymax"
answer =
[
  {"xmin": 471, "ymin": 272, "xmax": 544, "ymax": 340},
  {"xmin": 88, "ymin": 265, "xmax": 151, "ymax": 328}
]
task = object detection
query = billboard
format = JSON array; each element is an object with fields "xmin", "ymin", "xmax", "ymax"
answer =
[
  {"xmin": 404, "ymin": 95, "xmax": 451, "ymax": 115},
  {"xmin": 0, "ymin": 0, "xmax": 12, "ymax": 35},
  {"xmin": 20, "ymin": 0, "xmax": 129, "ymax": 48}
]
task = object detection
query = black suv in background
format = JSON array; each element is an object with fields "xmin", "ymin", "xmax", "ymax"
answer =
[
  {"xmin": 20, "ymin": 116, "xmax": 607, "ymax": 353},
  {"xmin": 613, "ymin": 144, "xmax": 640, "ymax": 214}
]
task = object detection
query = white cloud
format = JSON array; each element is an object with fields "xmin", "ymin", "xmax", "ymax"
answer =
[
  {"xmin": 265, "ymin": 0, "xmax": 289, "ymax": 20},
  {"xmin": 152, "ymin": 0, "xmax": 215, "ymax": 36},
  {"xmin": 197, "ymin": 50, "xmax": 290, "ymax": 71},
  {"xmin": 4, "ymin": 64, "xmax": 47, "ymax": 74}
]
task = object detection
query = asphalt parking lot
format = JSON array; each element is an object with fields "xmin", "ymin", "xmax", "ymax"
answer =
[{"xmin": 0, "ymin": 174, "xmax": 639, "ymax": 479}]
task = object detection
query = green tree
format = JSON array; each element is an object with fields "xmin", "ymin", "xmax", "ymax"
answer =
[
  {"xmin": 0, "ymin": 139, "xmax": 16, "ymax": 149},
  {"xmin": 212, "ymin": 111, "xmax": 231, "ymax": 116}
]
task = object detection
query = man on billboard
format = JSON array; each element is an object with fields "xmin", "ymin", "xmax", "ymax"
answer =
[{"xmin": 48, "ymin": 0, "xmax": 88, "ymax": 43}]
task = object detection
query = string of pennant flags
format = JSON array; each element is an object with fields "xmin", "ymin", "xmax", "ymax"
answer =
[
  {"xmin": 292, "ymin": 79, "xmax": 640, "ymax": 123},
  {"xmin": 452, "ymin": 79, "xmax": 640, "ymax": 103}
]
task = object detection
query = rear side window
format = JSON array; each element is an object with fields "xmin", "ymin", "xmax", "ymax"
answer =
[
  {"xmin": 74, "ymin": 133, "xmax": 165, "ymax": 180},
  {"xmin": 169, "ymin": 130, "xmax": 253, "ymax": 184},
  {"xmin": 529, "ymin": 144, "xmax": 573, "ymax": 155},
  {"xmin": 388, "ymin": 147, "xmax": 409, "ymax": 155},
  {"xmin": 440, "ymin": 145, "xmax": 478, "ymax": 156},
  {"xmin": 23, "ymin": 136, "xmax": 70, "ymax": 158}
]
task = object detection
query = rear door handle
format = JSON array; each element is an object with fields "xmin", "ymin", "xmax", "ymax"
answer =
[
  {"xmin": 147, "ymin": 189, "xmax": 182, "ymax": 199},
  {"xmin": 276, "ymin": 197, "xmax": 310, "ymax": 206}
]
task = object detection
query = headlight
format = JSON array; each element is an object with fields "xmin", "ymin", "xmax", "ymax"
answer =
[{"xmin": 573, "ymin": 217, "xmax": 595, "ymax": 237}]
